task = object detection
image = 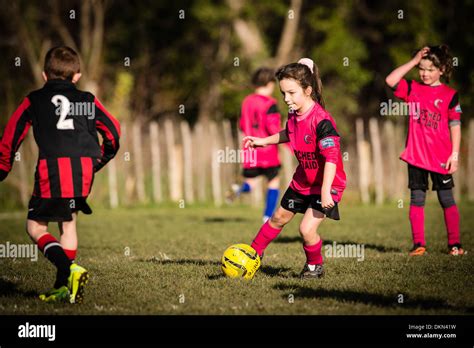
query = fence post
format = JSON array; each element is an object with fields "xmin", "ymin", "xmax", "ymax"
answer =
[
  {"xmin": 132, "ymin": 121, "xmax": 146, "ymax": 203},
  {"xmin": 210, "ymin": 121, "xmax": 222, "ymax": 206},
  {"xmin": 180, "ymin": 120, "xmax": 194, "ymax": 204},
  {"xmin": 165, "ymin": 118, "xmax": 181, "ymax": 201},
  {"xmin": 108, "ymin": 156, "xmax": 119, "ymax": 208},
  {"xmin": 356, "ymin": 118, "xmax": 370, "ymax": 204},
  {"xmin": 369, "ymin": 118, "xmax": 384, "ymax": 205},
  {"xmin": 150, "ymin": 121, "xmax": 162, "ymax": 203}
]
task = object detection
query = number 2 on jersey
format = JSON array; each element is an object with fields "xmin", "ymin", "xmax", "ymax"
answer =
[{"xmin": 51, "ymin": 95, "xmax": 74, "ymax": 130}]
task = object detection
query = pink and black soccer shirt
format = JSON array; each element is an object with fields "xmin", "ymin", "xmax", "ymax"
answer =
[
  {"xmin": 393, "ymin": 79, "xmax": 462, "ymax": 174},
  {"xmin": 285, "ymin": 102, "xmax": 346, "ymax": 201}
]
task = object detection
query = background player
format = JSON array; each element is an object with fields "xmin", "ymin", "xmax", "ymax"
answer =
[
  {"xmin": 244, "ymin": 58, "xmax": 346, "ymax": 278},
  {"xmin": 385, "ymin": 45, "xmax": 464, "ymax": 256},
  {"xmin": 229, "ymin": 67, "xmax": 284, "ymax": 222},
  {"xmin": 0, "ymin": 46, "xmax": 121, "ymax": 302}
]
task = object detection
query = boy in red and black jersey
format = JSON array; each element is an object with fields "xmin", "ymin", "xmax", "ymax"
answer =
[{"xmin": 0, "ymin": 46, "xmax": 121, "ymax": 303}]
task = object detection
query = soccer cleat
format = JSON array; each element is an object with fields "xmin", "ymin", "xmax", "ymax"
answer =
[
  {"xmin": 39, "ymin": 286, "xmax": 69, "ymax": 303},
  {"xmin": 68, "ymin": 263, "xmax": 89, "ymax": 304},
  {"xmin": 448, "ymin": 244, "xmax": 466, "ymax": 256},
  {"xmin": 300, "ymin": 263, "xmax": 324, "ymax": 279},
  {"xmin": 409, "ymin": 243, "xmax": 427, "ymax": 256}
]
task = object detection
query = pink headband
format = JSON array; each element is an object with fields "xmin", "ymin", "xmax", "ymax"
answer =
[{"xmin": 298, "ymin": 58, "xmax": 314, "ymax": 73}]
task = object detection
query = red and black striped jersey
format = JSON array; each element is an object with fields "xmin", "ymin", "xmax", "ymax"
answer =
[{"xmin": 0, "ymin": 79, "xmax": 121, "ymax": 198}]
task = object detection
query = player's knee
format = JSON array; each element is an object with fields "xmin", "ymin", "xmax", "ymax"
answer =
[
  {"xmin": 298, "ymin": 224, "xmax": 315, "ymax": 239},
  {"xmin": 270, "ymin": 211, "xmax": 290, "ymax": 229},
  {"xmin": 437, "ymin": 189, "xmax": 456, "ymax": 208},
  {"xmin": 26, "ymin": 222, "xmax": 45, "ymax": 241},
  {"xmin": 410, "ymin": 189, "xmax": 426, "ymax": 207}
]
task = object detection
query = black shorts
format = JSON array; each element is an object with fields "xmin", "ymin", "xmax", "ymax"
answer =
[
  {"xmin": 280, "ymin": 187, "xmax": 340, "ymax": 220},
  {"xmin": 27, "ymin": 196, "xmax": 92, "ymax": 222},
  {"xmin": 242, "ymin": 165, "xmax": 280, "ymax": 181},
  {"xmin": 408, "ymin": 164, "xmax": 454, "ymax": 191}
]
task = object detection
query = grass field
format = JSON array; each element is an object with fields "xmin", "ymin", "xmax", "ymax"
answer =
[{"xmin": 0, "ymin": 201, "xmax": 473, "ymax": 315}]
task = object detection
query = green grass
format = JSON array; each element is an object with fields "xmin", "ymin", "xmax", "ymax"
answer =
[{"xmin": 0, "ymin": 201, "xmax": 473, "ymax": 315}]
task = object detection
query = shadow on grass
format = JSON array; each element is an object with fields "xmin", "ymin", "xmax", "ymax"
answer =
[
  {"xmin": 142, "ymin": 258, "xmax": 293, "ymax": 280},
  {"xmin": 273, "ymin": 283, "xmax": 474, "ymax": 313},
  {"xmin": 207, "ymin": 264, "xmax": 294, "ymax": 281},
  {"xmin": 274, "ymin": 237, "xmax": 401, "ymax": 253},
  {"xmin": 141, "ymin": 258, "xmax": 221, "ymax": 266},
  {"xmin": 203, "ymin": 217, "xmax": 250, "ymax": 223},
  {"xmin": 0, "ymin": 278, "xmax": 37, "ymax": 298}
]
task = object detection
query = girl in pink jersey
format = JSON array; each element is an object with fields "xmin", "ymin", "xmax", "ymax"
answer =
[
  {"xmin": 229, "ymin": 67, "xmax": 283, "ymax": 222},
  {"xmin": 244, "ymin": 58, "xmax": 346, "ymax": 278},
  {"xmin": 386, "ymin": 45, "xmax": 464, "ymax": 256}
]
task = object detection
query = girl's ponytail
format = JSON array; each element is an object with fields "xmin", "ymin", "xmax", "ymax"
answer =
[{"xmin": 312, "ymin": 63, "xmax": 325, "ymax": 108}]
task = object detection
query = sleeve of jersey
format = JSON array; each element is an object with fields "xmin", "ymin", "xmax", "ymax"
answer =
[
  {"xmin": 265, "ymin": 104, "xmax": 282, "ymax": 135},
  {"xmin": 316, "ymin": 119, "xmax": 340, "ymax": 164},
  {"xmin": 392, "ymin": 79, "xmax": 410, "ymax": 101},
  {"xmin": 0, "ymin": 98, "xmax": 32, "ymax": 180},
  {"xmin": 447, "ymin": 92, "xmax": 462, "ymax": 126},
  {"xmin": 94, "ymin": 97, "xmax": 121, "ymax": 172}
]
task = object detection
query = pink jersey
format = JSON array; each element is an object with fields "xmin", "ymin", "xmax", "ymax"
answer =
[
  {"xmin": 240, "ymin": 94, "xmax": 281, "ymax": 169},
  {"xmin": 394, "ymin": 79, "xmax": 462, "ymax": 174},
  {"xmin": 286, "ymin": 102, "xmax": 346, "ymax": 201}
]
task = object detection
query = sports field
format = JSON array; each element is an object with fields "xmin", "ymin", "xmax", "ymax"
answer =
[{"xmin": 1, "ymin": 202, "xmax": 473, "ymax": 315}]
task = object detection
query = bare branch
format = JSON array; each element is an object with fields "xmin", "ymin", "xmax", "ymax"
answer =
[
  {"xmin": 275, "ymin": 0, "xmax": 302, "ymax": 66},
  {"xmin": 10, "ymin": 2, "xmax": 43, "ymax": 87}
]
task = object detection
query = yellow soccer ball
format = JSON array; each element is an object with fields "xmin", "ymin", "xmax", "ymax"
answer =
[{"xmin": 221, "ymin": 244, "xmax": 261, "ymax": 280}]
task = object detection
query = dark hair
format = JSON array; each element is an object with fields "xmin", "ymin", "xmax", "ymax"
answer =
[
  {"xmin": 420, "ymin": 44, "xmax": 453, "ymax": 83},
  {"xmin": 44, "ymin": 46, "xmax": 80, "ymax": 80},
  {"xmin": 251, "ymin": 67, "xmax": 276, "ymax": 87},
  {"xmin": 275, "ymin": 61, "xmax": 325, "ymax": 108}
]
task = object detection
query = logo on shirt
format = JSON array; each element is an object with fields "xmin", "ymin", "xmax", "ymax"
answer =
[
  {"xmin": 455, "ymin": 104, "xmax": 462, "ymax": 113},
  {"xmin": 434, "ymin": 99, "xmax": 443, "ymax": 109},
  {"xmin": 304, "ymin": 134, "xmax": 313, "ymax": 144},
  {"xmin": 320, "ymin": 138, "xmax": 335, "ymax": 149}
]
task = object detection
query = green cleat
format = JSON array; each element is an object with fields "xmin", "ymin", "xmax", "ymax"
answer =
[
  {"xmin": 68, "ymin": 263, "xmax": 89, "ymax": 304},
  {"xmin": 39, "ymin": 286, "xmax": 69, "ymax": 303}
]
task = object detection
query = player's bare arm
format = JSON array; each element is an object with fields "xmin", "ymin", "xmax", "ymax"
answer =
[
  {"xmin": 385, "ymin": 46, "xmax": 430, "ymax": 87},
  {"xmin": 446, "ymin": 124, "xmax": 461, "ymax": 174},
  {"xmin": 321, "ymin": 162, "xmax": 336, "ymax": 209},
  {"xmin": 243, "ymin": 130, "xmax": 288, "ymax": 148}
]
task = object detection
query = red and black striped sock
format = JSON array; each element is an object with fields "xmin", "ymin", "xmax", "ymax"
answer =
[{"xmin": 37, "ymin": 234, "xmax": 72, "ymax": 288}]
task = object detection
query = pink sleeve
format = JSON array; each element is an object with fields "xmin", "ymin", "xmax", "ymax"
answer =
[
  {"xmin": 448, "ymin": 93, "xmax": 462, "ymax": 124},
  {"xmin": 265, "ymin": 108, "xmax": 281, "ymax": 135},
  {"xmin": 318, "ymin": 136, "xmax": 340, "ymax": 164},
  {"xmin": 393, "ymin": 79, "xmax": 410, "ymax": 101}
]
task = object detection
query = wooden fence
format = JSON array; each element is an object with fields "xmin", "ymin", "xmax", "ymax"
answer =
[{"xmin": 4, "ymin": 118, "xmax": 474, "ymax": 208}]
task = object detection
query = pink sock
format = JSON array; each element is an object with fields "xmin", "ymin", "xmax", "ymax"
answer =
[
  {"xmin": 303, "ymin": 239, "xmax": 323, "ymax": 265},
  {"xmin": 444, "ymin": 205, "xmax": 460, "ymax": 246},
  {"xmin": 251, "ymin": 221, "xmax": 282, "ymax": 256},
  {"xmin": 409, "ymin": 205, "xmax": 425, "ymax": 246}
]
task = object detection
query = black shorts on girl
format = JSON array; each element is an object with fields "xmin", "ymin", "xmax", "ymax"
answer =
[
  {"xmin": 408, "ymin": 164, "xmax": 454, "ymax": 191},
  {"xmin": 27, "ymin": 196, "xmax": 93, "ymax": 222},
  {"xmin": 242, "ymin": 165, "xmax": 280, "ymax": 181},
  {"xmin": 280, "ymin": 186, "xmax": 340, "ymax": 220}
]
